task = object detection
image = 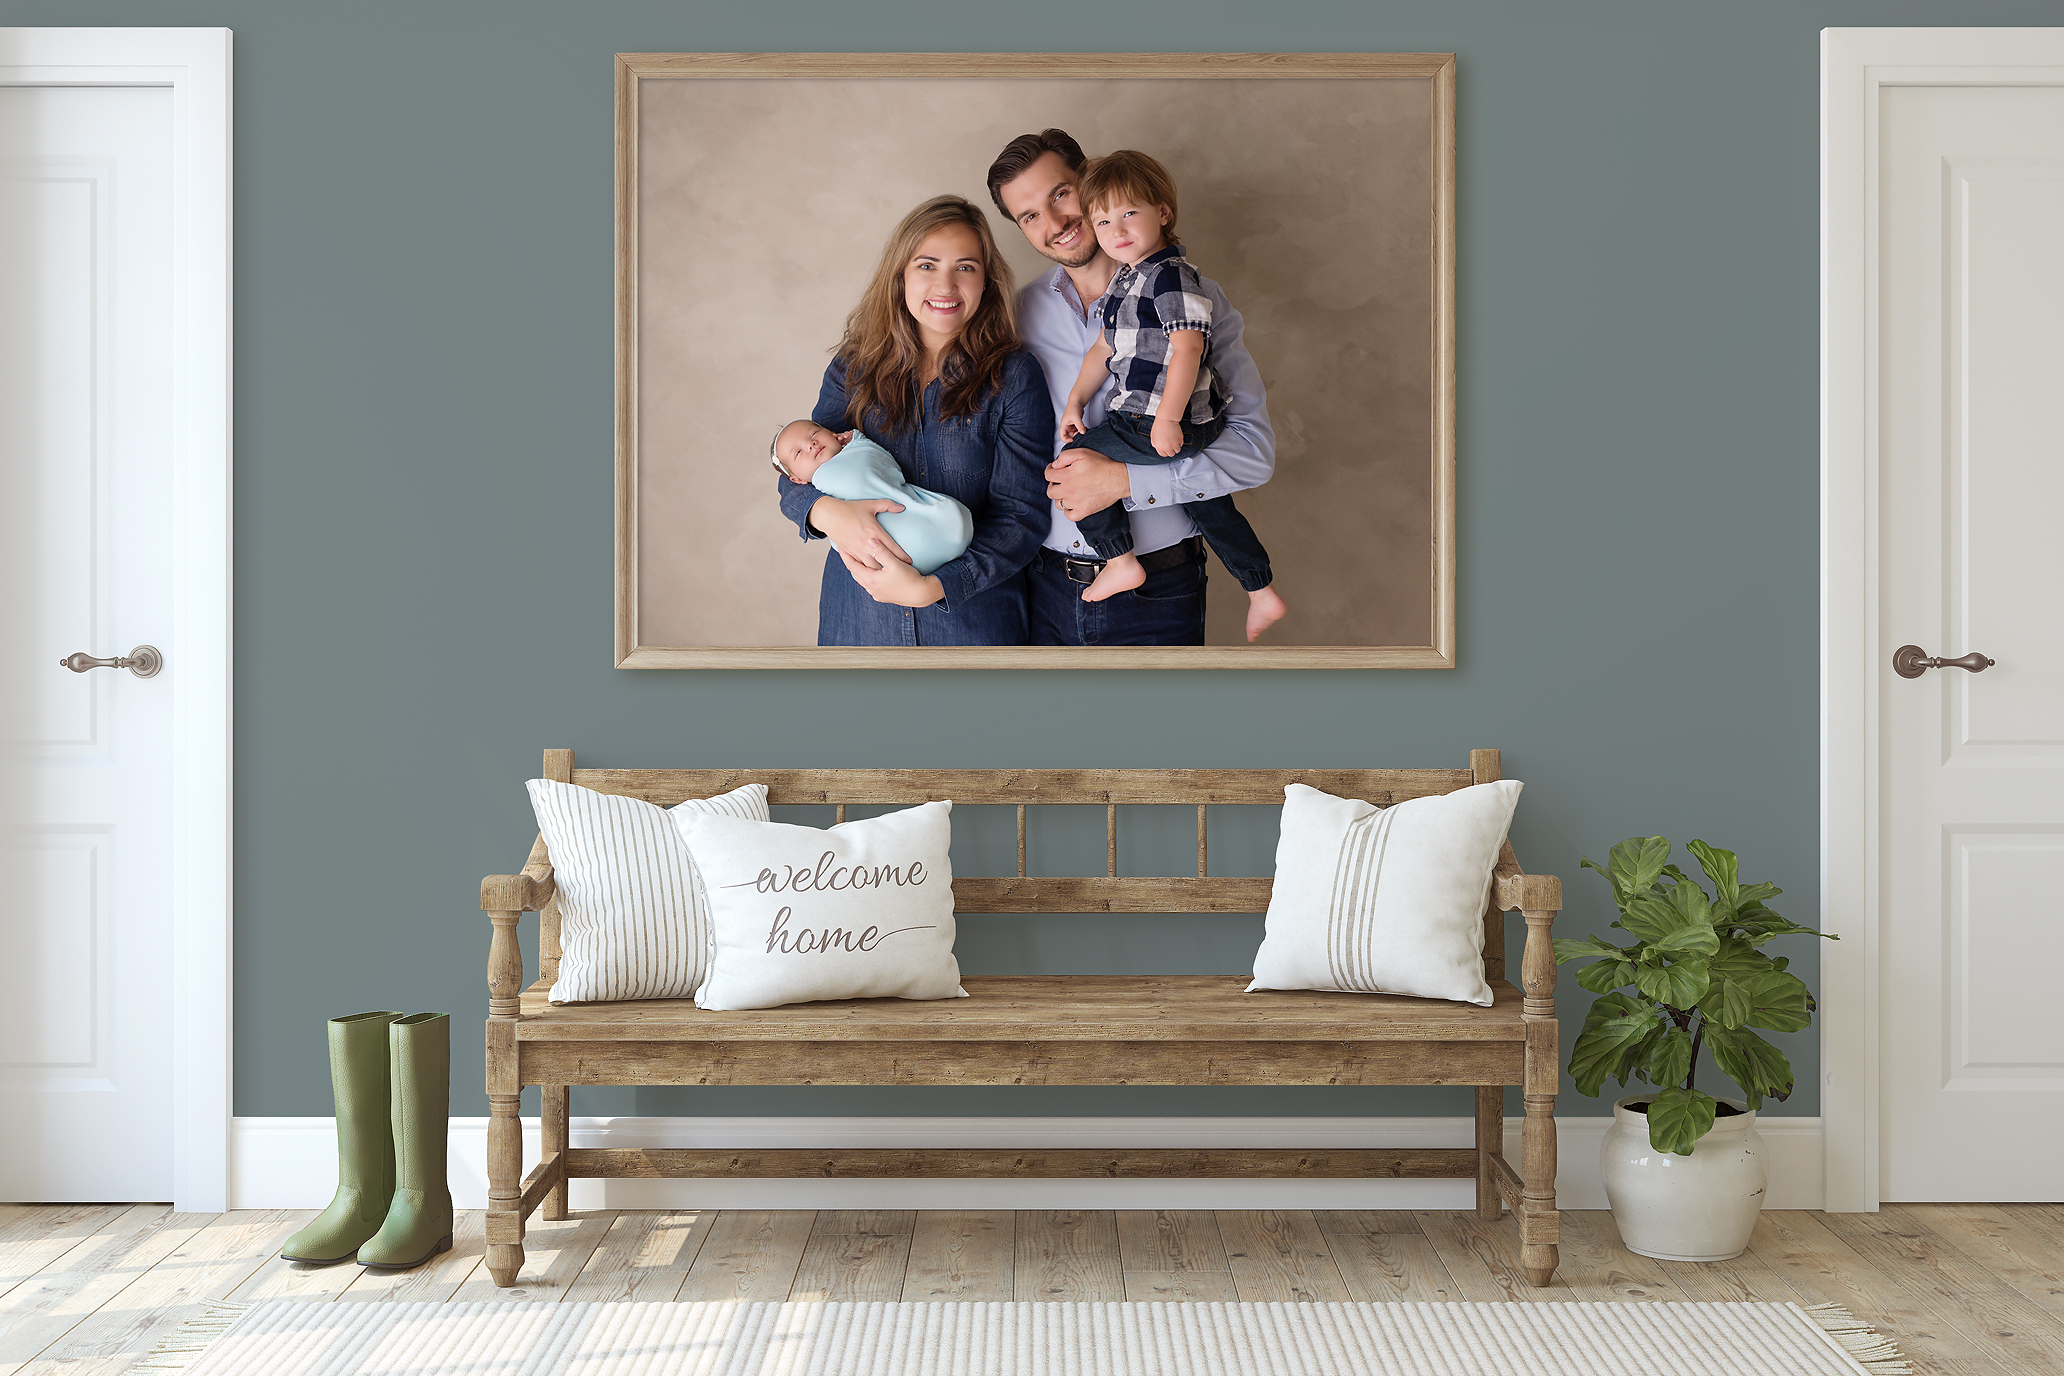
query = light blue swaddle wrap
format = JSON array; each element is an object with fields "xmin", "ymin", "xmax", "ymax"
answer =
[{"xmin": 809, "ymin": 434, "xmax": 974, "ymax": 576}]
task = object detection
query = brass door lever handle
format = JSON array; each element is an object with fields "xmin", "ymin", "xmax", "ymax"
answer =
[
  {"xmin": 60, "ymin": 645, "xmax": 162, "ymax": 678},
  {"xmin": 1893, "ymin": 645, "xmax": 1994, "ymax": 678}
]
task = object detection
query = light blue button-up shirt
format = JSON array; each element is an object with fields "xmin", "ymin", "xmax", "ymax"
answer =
[{"xmin": 1016, "ymin": 264, "xmax": 1277, "ymax": 557}]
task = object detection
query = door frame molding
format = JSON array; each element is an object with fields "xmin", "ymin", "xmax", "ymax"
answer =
[
  {"xmin": 1821, "ymin": 26, "xmax": 2064, "ymax": 1213},
  {"xmin": 0, "ymin": 27, "xmax": 234, "ymax": 1211}
]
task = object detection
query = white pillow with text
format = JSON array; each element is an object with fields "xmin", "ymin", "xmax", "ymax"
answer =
[{"xmin": 674, "ymin": 799, "xmax": 966, "ymax": 1012}]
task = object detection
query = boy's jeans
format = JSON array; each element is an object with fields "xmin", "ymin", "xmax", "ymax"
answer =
[{"xmin": 1063, "ymin": 409, "xmax": 1274, "ymax": 593}]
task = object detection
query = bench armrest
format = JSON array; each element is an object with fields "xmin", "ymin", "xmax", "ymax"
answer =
[
  {"xmin": 481, "ymin": 833, "xmax": 556, "ymax": 913},
  {"xmin": 483, "ymin": 835, "xmax": 554, "ymax": 1019},
  {"xmin": 1493, "ymin": 841, "xmax": 1560, "ymax": 1019},
  {"xmin": 1493, "ymin": 841, "xmax": 1561, "ymax": 914}
]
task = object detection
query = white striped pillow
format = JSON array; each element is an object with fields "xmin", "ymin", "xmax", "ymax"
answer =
[
  {"xmin": 526, "ymin": 778, "xmax": 769, "ymax": 1003},
  {"xmin": 1247, "ymin": 780, "xmax": 1522, "ymax": 1007}
]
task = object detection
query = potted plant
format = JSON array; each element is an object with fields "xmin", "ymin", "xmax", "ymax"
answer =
[{"xmin": 1555, "ymin": 836, "xmax": 1835, "ymax": 1261}]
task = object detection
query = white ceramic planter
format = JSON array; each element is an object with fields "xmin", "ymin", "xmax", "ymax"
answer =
[{"xmin": 1600, "ymin": 1094, "xmax": 1767, "ymax": 1262}]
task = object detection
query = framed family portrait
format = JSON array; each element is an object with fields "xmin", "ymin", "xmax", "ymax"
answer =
[{"xmin": 615, "ymin": 53, "xmax": 1455, "ymax": 668}]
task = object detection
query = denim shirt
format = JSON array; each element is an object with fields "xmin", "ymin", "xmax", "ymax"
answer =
[{"xmin": 776, "ymin": 350, "xmax": 1053, "ymax": 646}]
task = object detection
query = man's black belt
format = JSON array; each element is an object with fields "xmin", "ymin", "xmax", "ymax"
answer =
[{"xmin": 1057, "ymin": 535, "xmax": 1205, "ymax": 585}]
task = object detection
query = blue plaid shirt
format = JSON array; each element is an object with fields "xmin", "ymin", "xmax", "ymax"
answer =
[{"xmin": 1100, "ymin": 245, "xmax": 1231, "ymax": 426}]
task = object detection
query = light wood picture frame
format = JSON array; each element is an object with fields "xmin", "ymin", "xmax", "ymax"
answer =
[{"xmin": 616, "ymin": 53, "xmax": 1456, "ymax": 668}]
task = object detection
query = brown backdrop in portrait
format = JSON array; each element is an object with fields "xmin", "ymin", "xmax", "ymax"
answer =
[{"xmin": 636, "ymin": 77, "xmax": 1433, "ymax": 648}]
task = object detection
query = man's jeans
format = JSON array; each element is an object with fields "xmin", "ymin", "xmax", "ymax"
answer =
[{"xmin": 1028, "ymin": 542, "xmax": 1207, "ymax": 646}]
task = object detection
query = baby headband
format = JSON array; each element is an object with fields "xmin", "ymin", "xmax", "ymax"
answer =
[{"xmin": 769, "ymin": 420, "xmax": 807, "ymax": 480}]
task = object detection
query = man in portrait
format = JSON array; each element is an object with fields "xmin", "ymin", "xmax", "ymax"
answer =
[{"xmin": 985, "ymin": 128, "xmax": 1278, "ymax": 647}]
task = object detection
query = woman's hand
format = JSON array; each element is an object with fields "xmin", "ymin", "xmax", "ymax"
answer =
[
  {"xmin": 839, "ymin": 542, "xmax": 944, "ymax": 608},
  {"xmin": 810, "ymin": 496, "xmax": 910, "ymax": 570}
]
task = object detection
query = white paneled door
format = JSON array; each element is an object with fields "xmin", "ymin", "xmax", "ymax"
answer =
[
  {"xmin": 0, "ymin": 84, "xmax": 176, "ymax": 1199},
  {"xmin": 1879, "ymin": 84, "xmax": 2064, "ymax": 1201}
]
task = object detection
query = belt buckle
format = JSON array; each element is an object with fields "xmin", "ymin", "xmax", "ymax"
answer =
[{"xmin": 1062, "ymin": 556, "xmax": 1103, "ymax": 585}]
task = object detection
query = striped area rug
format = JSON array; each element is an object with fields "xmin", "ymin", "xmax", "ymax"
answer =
[{"xmin": 136, "ymin": 1298, "xmax": 1910, "ymax": 1375}]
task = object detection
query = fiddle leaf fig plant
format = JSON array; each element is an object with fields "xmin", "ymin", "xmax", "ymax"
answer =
[{"xmin": 1555, "ymin": 837, "xmax": 1836, "ymax": 1156}]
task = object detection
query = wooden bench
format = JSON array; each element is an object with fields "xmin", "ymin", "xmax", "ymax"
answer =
[{"xmin": 477, "ymin": 748, "xmax": 1564, "ymax": 1288}]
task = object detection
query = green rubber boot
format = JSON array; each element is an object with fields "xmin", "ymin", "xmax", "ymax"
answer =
[
  {"xmin": 357, "ymin": 1013, "xmax": 454, "ymax": 1270},
  {"xmin": 280, "ymin": 1012, "xmax": 403, "ymax": 1264}
]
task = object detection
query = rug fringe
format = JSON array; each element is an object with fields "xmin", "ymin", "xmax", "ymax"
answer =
[
  {"xmin": 124, "ymin": 1299, "xmax": 256, "ymax": 1374},
  {"xmin": 1801, "ymin": 1302, "xmax": 1916, "ymax": 1374}
]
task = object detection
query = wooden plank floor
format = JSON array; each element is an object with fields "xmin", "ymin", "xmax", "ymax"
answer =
[{"xmin": 0, "ymin": 1205, "xmax": 2058, "ymax": 1375}]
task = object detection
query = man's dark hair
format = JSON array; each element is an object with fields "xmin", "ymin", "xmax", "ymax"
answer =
[{"xmin": 985, "ymin": 128, "xmax": 1088, "ymax": 219}]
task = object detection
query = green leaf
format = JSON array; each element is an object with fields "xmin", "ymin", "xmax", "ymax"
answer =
[
  {"xmin": 1699, "ymin": 938, "xmax": 1769, "ymax": 1029},
  {"xmin": 1634, "ymin": 958, "xmax": 1711, "ymax": 1009},
  {"xmin": 1705, "ymin": 1027, "xmax": 1795, "ymax": 1108},
  {"xmin": 1613, "ymin": 1022, "xmax": 1663, "ymax": 1088},
  {"xmin": 1709, "ymin": 937, "xmax": 1770, "ymax": 976},
  {"xmin": 1646, "ymin": 1086, "xmax": 1719, "ymax": 1155},
  {"xmin": 1554, "ymin": 935, "xmax": 1625, "ymax": 964},
  {"xmin": 1583, "ymin": 991, "xmax": 1642, "ymax": 1025},
  {"xmin": 1686, "ymin": 841, "xmax": 1741, "ymax": 923},
  {"xmin": 1569, "ymin": 998, "xmax": 1656, "ymax": 1098},
  {"xmin": 1699, "ymin": 975, "xmax": 1754, "ymax": 1029},
  {"xmin": 1622, "ymin": 893, "xmax": 1720, "ymax": 961},
  {"xmin": 1743, "ymin": 969, "xmax": 1815, "ymax": 1032},
  {"xmin": 1598, "ymin": 837, "xmax": 1672, "ymax": 908},
  {"xmin": 1648, "ymin": 1027, "xmax": 1695, "ymax": 1090},
  {"xmin": 1735, "ymin": 881, "xmax": 1783, "ymax": 908},
  {"xmin": 1649, "ymin": 922, "xmax": 1721, "ymax": 959},
  {"xmin": 1686, "ymin": 840, "xmax": 1740, "ymax": 909},
  {"xmin": 1669, "ymin": 878, "xmax": 1714, "ymax": 928},
  {"xmin": 1576, "ymin": 959, "xmax": 1634, "ymax": 995},
  {"xmin": 1736, "ymin": 910, "xmax": 1811, "ymax": 944}
]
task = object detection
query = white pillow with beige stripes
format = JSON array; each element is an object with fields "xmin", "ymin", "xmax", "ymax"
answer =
[
  {"xmin": 1247, "ymin": 780, "xmax": 1523, "ymax": 1007},
  {"xmin": 526, "ymin": 778, "xmax": 769, "ymax": 1003}
]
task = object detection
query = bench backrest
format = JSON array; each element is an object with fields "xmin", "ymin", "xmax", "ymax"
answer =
[{"xmin": 534, "ymin": 748, "xmax": 1513, "ymax": 985}]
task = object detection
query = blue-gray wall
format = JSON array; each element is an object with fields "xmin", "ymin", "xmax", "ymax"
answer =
[{"xmin": 20, "ymin": 0, "xmax": 2035, "ymax": 1120}]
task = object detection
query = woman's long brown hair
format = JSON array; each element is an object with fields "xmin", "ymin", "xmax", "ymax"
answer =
[{"xmin": 835, "ymin": 196, "xmax": 1019, "ymax": 436}]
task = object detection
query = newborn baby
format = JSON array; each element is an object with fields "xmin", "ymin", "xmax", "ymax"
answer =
[{"xmin": 771, "ymin": 420, "xmax": 974, "ymax": 576}]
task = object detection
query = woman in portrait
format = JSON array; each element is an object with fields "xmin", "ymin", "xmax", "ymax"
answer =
[{"xmin": 776, "ymin": 196, "xmax": 1053, "ymax": 646}]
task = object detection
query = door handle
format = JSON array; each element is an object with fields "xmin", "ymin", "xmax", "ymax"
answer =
[
  {"xmin": 60, "ymin": 645, "xmax": 162, "ymax": 679},
  {"xmin": 1893, "ymin": 645, "xmax": 1994, "ymax": 678}
]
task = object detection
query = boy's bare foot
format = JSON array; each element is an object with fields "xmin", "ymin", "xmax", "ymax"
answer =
[
  {"xmin": 1245, "ymin": 584, "xmax": 1288, "ymax": 641},
  {"xmin": 1082, "ymin": 552, "xmax": 1147, "ymax": 602}
]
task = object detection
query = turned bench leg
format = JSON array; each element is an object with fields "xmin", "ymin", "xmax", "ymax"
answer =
[
  {"xmin": 1474, "ymin": 1085, "xmax": 1502, "ymax": 1220},
  {"xmin": 485, "ymin": 1092, "xmax": 526, "ymax": 1286},
  {"xmin": 1520, "ymin": 1014, "xmax": 1560, "ymax": 1285},
  {"xmin": 1521, "ymin": 1088, "xmax": 1559, "ymax": 1285},
  {"xmin": 542, "ymin": 1084, "xmax": 570, "ymax": 1221},
  {"xmin": 484, "ymin": 908, "xmax": 527, "ymax": 1287},
  {"xmin": 1520, "ymin": 905, "xmax": 1561, "ymax": 1286}
]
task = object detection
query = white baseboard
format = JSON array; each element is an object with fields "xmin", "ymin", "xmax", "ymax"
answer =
[{"xmin": 231, "ymin": 1115, "xmax": 1825, "ymax": 1212}]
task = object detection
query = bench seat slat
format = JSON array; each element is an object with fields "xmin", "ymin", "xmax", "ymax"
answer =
[
  {"xmin": 569, "ymin": 767, "xmax": 1475, "ymax": 807},
  {"xmin": 518, "ymin": 974, "xmax": 1525, "ymax": 1043},
  {"xmin": 519, "ymin": 1037, "xmax": 1524, "ymax": 1087}
]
